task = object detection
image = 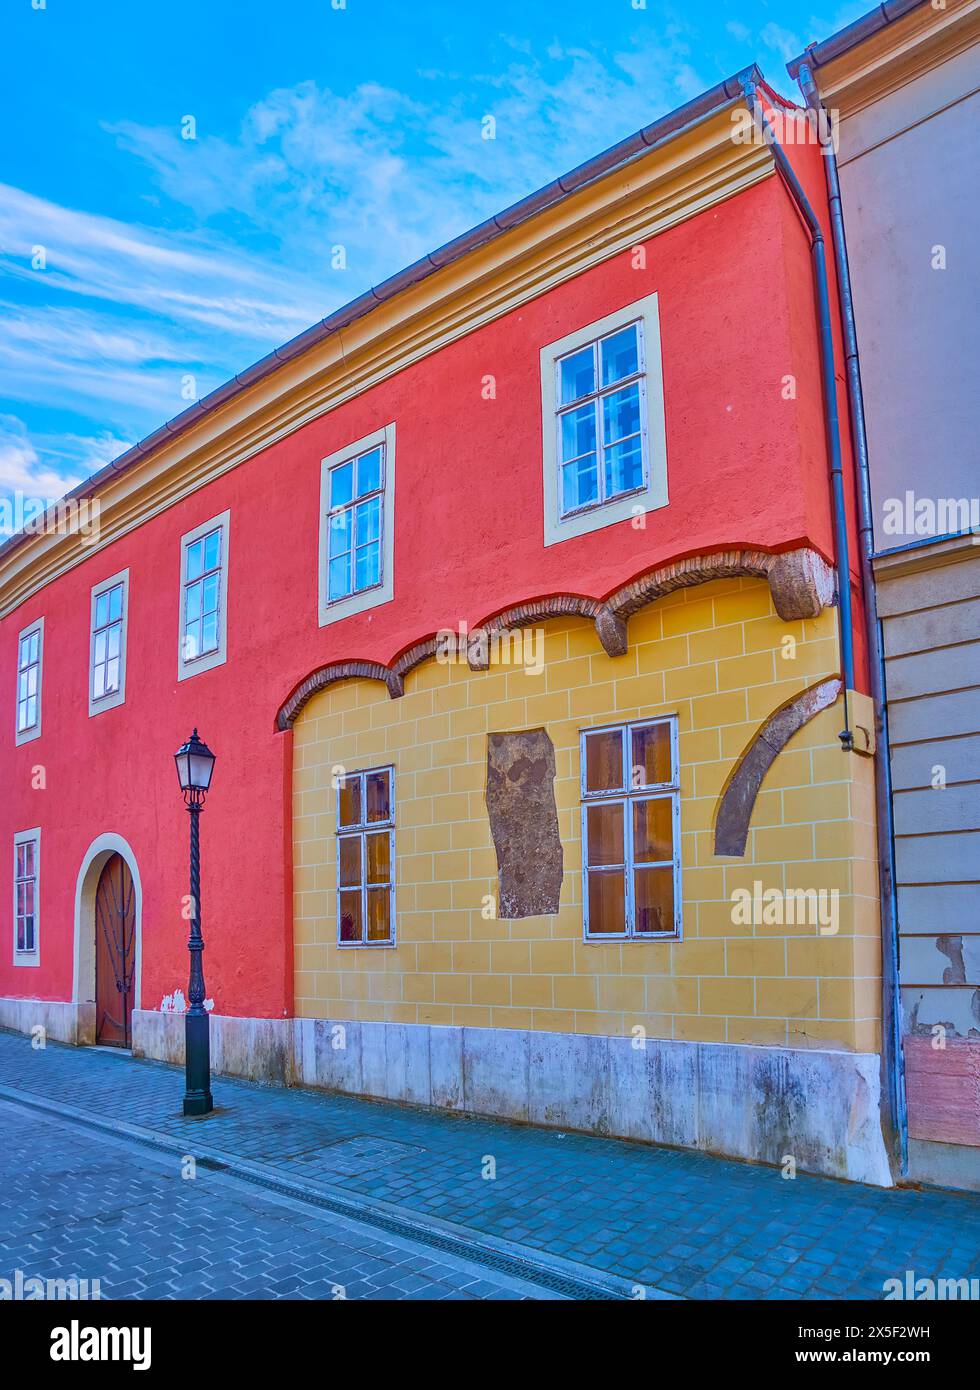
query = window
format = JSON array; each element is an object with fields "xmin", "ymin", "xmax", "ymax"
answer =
[
  {"xmin": 541, "ymin": 292, "xmax": 668, "ymax": 546},
  {"xmin": 336, "ymin": 766, "xmax": 395, "ymax": 946},
  {"xmin": 178, "ymin": 510, "xmax": 230, "ymax": 680},
  {"xmin": 580, "ymin": 716, "xmax": 680, "ymax": 940},
  {"xmin": 89, "ymin": 570, "xmax": 129, "ymax": 715},
  {"xmin": 13, "ymin": 829, "xmax": 40, "ymax": 966},
  {"xmin": 15, "ymin": 618, "xmax": 43, "ymax": 746},
  {"xmin": 318, "ymin": 424, "xmax": 395, "ymax": 626}
]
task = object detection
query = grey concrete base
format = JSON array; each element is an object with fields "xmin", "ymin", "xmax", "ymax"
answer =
[
  {"xmin": 131, "ymin": 1009, "xmax": 293, "ymax": 1086},
  {"xmin": 908, "ymin": 1139, "xmax": 980, "ymax": 1193},
  {"xmin": 15, "ymin": 1000, "xmax": 894, "ymax": 1185},
  {"xmin": 291, "ymin": 1018, "xmax": 895, "ymax": 1186},
  {"xmin": 0, "ymin": 997, "xmax": 95, "ymax": 1046}
]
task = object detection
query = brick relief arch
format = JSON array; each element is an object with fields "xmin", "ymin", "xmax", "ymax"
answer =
[{"xmin": 274, "ymin": 546, "xmax": 834, "ymax": 730}]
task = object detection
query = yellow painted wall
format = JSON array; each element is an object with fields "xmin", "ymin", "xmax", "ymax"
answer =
[{"xmin": 292, "ymin": 577, "xmax": 881, "ymax": 1051}]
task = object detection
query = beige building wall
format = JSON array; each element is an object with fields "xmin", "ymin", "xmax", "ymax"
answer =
[{"xmin": 292, "ymin": 578, "xmax": 880, "ymax": 1052}]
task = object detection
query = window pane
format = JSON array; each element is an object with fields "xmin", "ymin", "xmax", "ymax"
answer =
[
  {"xmin": 26, "ymin": 666, "xmax": 37, "ymax": 696},
  {"xmin": 560, "ymin": 403, "xmax": 596, "ymax": 463},
  {"xmin": 588, "ymin": 869, "xmax": 625, "ymax": 935},
  {"xmin": 586, "ymin": 801, "xmax": 624, "ymax": 866},
  {"xmin": 339, "ymin": 890, "xmax": 362, "ymax": 943},
  {"xmin": 94, "ymin": 631, "xmax": 107, "ymax": 664},
  {"xmin": 635, "ymin": 866, "xmax": 674, "ymax": 934},
  {"xmin": 107, "ymin": 625, "xmax": 121, "ymax": 659},
  {"xmin": 366, "ymin": 888, "xmax": 390, "ymax": 942},
  {"xmin": 203, "ymin": 528, "xmax": 221, "ymax": 572},
  {"xmin": 561, "ymin": 456, "xmax": 598, "ymax": 513},
  {"xmin": 602, "ymin": 382, "xmax": 641, "ymax": 444},
  {"xmin": 338, "ymin": 776, "xmax": 361, "ymax": 828},
  {"xmin": 329, "ymin": 508, "xmax": 352, "ymax": 557},
  {"xmin": 186, "ymin": 539, "xmax": 203, "ymax": 581},
  {"xmin": 16, "ymin": 883, "xmax": 25, "ymax": 917},
  {"xmin": 559, "ymin": 346, "xmax": 595, "ymax": 405},
  {"xmin": 330, "ymin": 461, "xmax": 354, "ymax": 509},
  {"xmin": 23, "ymin": 842, "xmax": 34, "ymax": 877},
  {"xmin": 17, "ymin": 918, "xmax": 26, "ymax": 952},
  {"xmin": 584, "ymin": 728, "xmax": 624, "ymax": 793},
  {"xmin": 15, "ymin": 845, "xmax": 25, "ymax": 877},
  {"xmin": 106, "ymin": 657, "xmax": 120, "ymax": 692},
  {"xmin": 631, "ymin": 722, "xmax": 672, "ymax": 788},
  {"xmin": 28, "ymin": 631, "xmax": 38, "ymax": 662},
  {"xmin": 357, "ymin": 447, "xmax": 382, "ymax": 496},
  {"xmin": 604, "ymin": 436, "xmax": 643, "ymax": 497},
  {"xmin": 366, "ymin": 832, "xmax": 390, "ymax": 884},
  {"xmin": 202, "ymin": 572, "xmax": 219, "ymax": 616},
  {"xmin": 328, "ymin": 553, "xmax": 351, "ymax": 600},
  {"xmin": 24, "ymin": 914, "xmax": 35, "ymax": 951},
  {"xmin": 202, "ymin": 612, "xmax": 218, "ymax": 653},
  {"xmin": 95, "ymin": 592, "xmax": 109, "ymax": 628},
  {"xmin": 184, "ymin": 619, "xmax": 201, "ymax": 660},
  {"xmin": 355, "ymin": 543, "xmax": 380, "ymax": 591},
  {"xmin": 366, "ymin": 769, "xmax": 390, "ymax": 822},
  {"xmin": 185, "ymin": 583, "xmax": 202, "ymax": 622},
  {"xmin": 25, "ymin": 695, "xmax": 37, "ymax": 728},
  {"xmin": 356, "ymin": 495, "xmax": 381, "ymax": 546},
  {"xmin": 600, "ymin": 324, "xmax": 639, "ymax": 386},
  {"xmin": 338, "ymin": 835, "xmax": 361, "ymax": 888},
  {"xmin": 633, "ymin": 797, "xmax": 673, "ymax": 863},
  {"xmin": 109, "ymin": 585, "xmax": 123, "ymax": 622},
  {"xmin": 93, "ymin": 664, "xmax": 106, "ymax": 699}
]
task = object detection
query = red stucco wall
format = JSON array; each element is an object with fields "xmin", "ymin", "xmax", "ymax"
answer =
[{"xmin": 0, "ymin": 156, "xmax": 865, "ymax": 1019}]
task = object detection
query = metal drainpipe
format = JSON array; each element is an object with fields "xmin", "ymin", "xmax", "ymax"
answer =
[
  {"xmin": 737, "ymin": 71, "xmax": 855, "ymax": 754},
  {"xmin": 795, "ymin": 60, "xmax": 908, "ymax": 1177}
]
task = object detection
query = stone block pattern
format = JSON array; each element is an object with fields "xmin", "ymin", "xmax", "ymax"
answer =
[{"xmin": 292, "ymin": 577, "xmax": 880, "ymax": 1052}]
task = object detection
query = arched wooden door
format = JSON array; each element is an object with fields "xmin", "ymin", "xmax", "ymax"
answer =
[{"xmin": 95, "ymin": 853, "xmax": 136, "ymax": 1047}]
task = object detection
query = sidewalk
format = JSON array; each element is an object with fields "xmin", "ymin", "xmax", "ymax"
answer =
[{"xmin": 2, "ymin": 1028, "xmax": 978, "ymax": 1299}]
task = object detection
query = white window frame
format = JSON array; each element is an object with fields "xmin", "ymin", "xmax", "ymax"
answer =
[
  {"xmin": 580, "ymin": 715, "xmax": 681, "ymax": 942},
  {"xmin": 318, "ymin": 423, "xmax": 396, "ymax": 627},
  {"xmin": 13, "ymin": 827, "xmax": 40, "ymax": 967},
  {"xmin": 177, "ymin": 510, "xmax": 230, "ymax": 681},
  {"xmin": 89, "ymin": 569, "xmax": 130, "ymax": 716},
  {"xmin": 335, "ymin": 764, "xmax": 396, "ymax": 948},
  {"xmin": 541, "ymin": 292, "xmax": 668, "ymax": 546},
  {"xmin": 14, "ymin": 616, "xmax": 43, "ymax": 746}
]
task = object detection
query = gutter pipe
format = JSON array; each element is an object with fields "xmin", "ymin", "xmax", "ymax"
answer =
[
  {"xmin": 737, "ymin": 70, "xmax": 855, "ymax": 753},
  {"xmin": 795, "ymin": 59, "xmax": 908, "ymax": 1176}
]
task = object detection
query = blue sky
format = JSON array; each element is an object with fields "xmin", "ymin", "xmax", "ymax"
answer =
[{"xmin": 0, "ymin": 0, "xmax": 866, "ymax": 523}]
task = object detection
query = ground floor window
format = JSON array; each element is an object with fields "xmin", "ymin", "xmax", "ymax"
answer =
[
  {"xmin": 580, "ymin": 716, "xmax": 680, "ymax": 940},
  {"xmin": 336, "ymin": 765, "xmax": 395, "ymax": 946},
  {"xmin": 13, "ymin": 828, "xmax": 40, "ymax": 964}
]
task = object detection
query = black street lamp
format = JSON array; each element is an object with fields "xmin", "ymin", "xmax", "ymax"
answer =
[{"xmin": 174, "ymin": 729, "xmax": 217, "ymax": 1117}]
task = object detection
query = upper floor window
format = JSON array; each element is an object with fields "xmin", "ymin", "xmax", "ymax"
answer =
[
  {"xmin": 541, "ymin": 292, "xmax": 668, "ymax": 547},
  {"xmin": 557, "ymin": 321, "xmax": 645, "ymax": 516},
  {"xmin": 13, "ymin": 828, "xmax": 40, "ymax": 966},
  {"xmin": 336, "ymin": 766, "xmax": 395, "ymax": 947},
  {"xmin": 318, "ymin": 424, "xmax": 395, "ymax": 627},
  {"xmin": 15, "ymin": 617, "xmax": 43, "ymax": 746},
  {"xmin": 89, "ymin": 570, "xmax": 129, "ymax": 716},
  {"xmin": 178, "ymin": 510, "xmax": 230, "ymax": 681},
  {"xmin": 580, "ymin": 715, "xmax": 680, "ymax": 941}
]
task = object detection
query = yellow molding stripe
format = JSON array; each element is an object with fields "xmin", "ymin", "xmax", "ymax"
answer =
[
  {"xmin": 810, "ymin": 0, "xmax": 980, "ymax": 117},
  {"xmin": 0, "ymin": 104, "xmax": 774, "ymax": 619}
]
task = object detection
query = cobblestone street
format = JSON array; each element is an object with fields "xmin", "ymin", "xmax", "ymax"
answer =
[
  {"xmin": 1, "ymin": 1029, "xmax": 979, "ymax": 1301},
  {"xmin": 0, "ymin": 1097, "xmax": 545, "ymax": 1301}
]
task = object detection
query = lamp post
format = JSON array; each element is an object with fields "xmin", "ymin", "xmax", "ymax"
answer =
[{"xmin": 173, "ymin": 729, "xmax": 216, "ymax": 1117}]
